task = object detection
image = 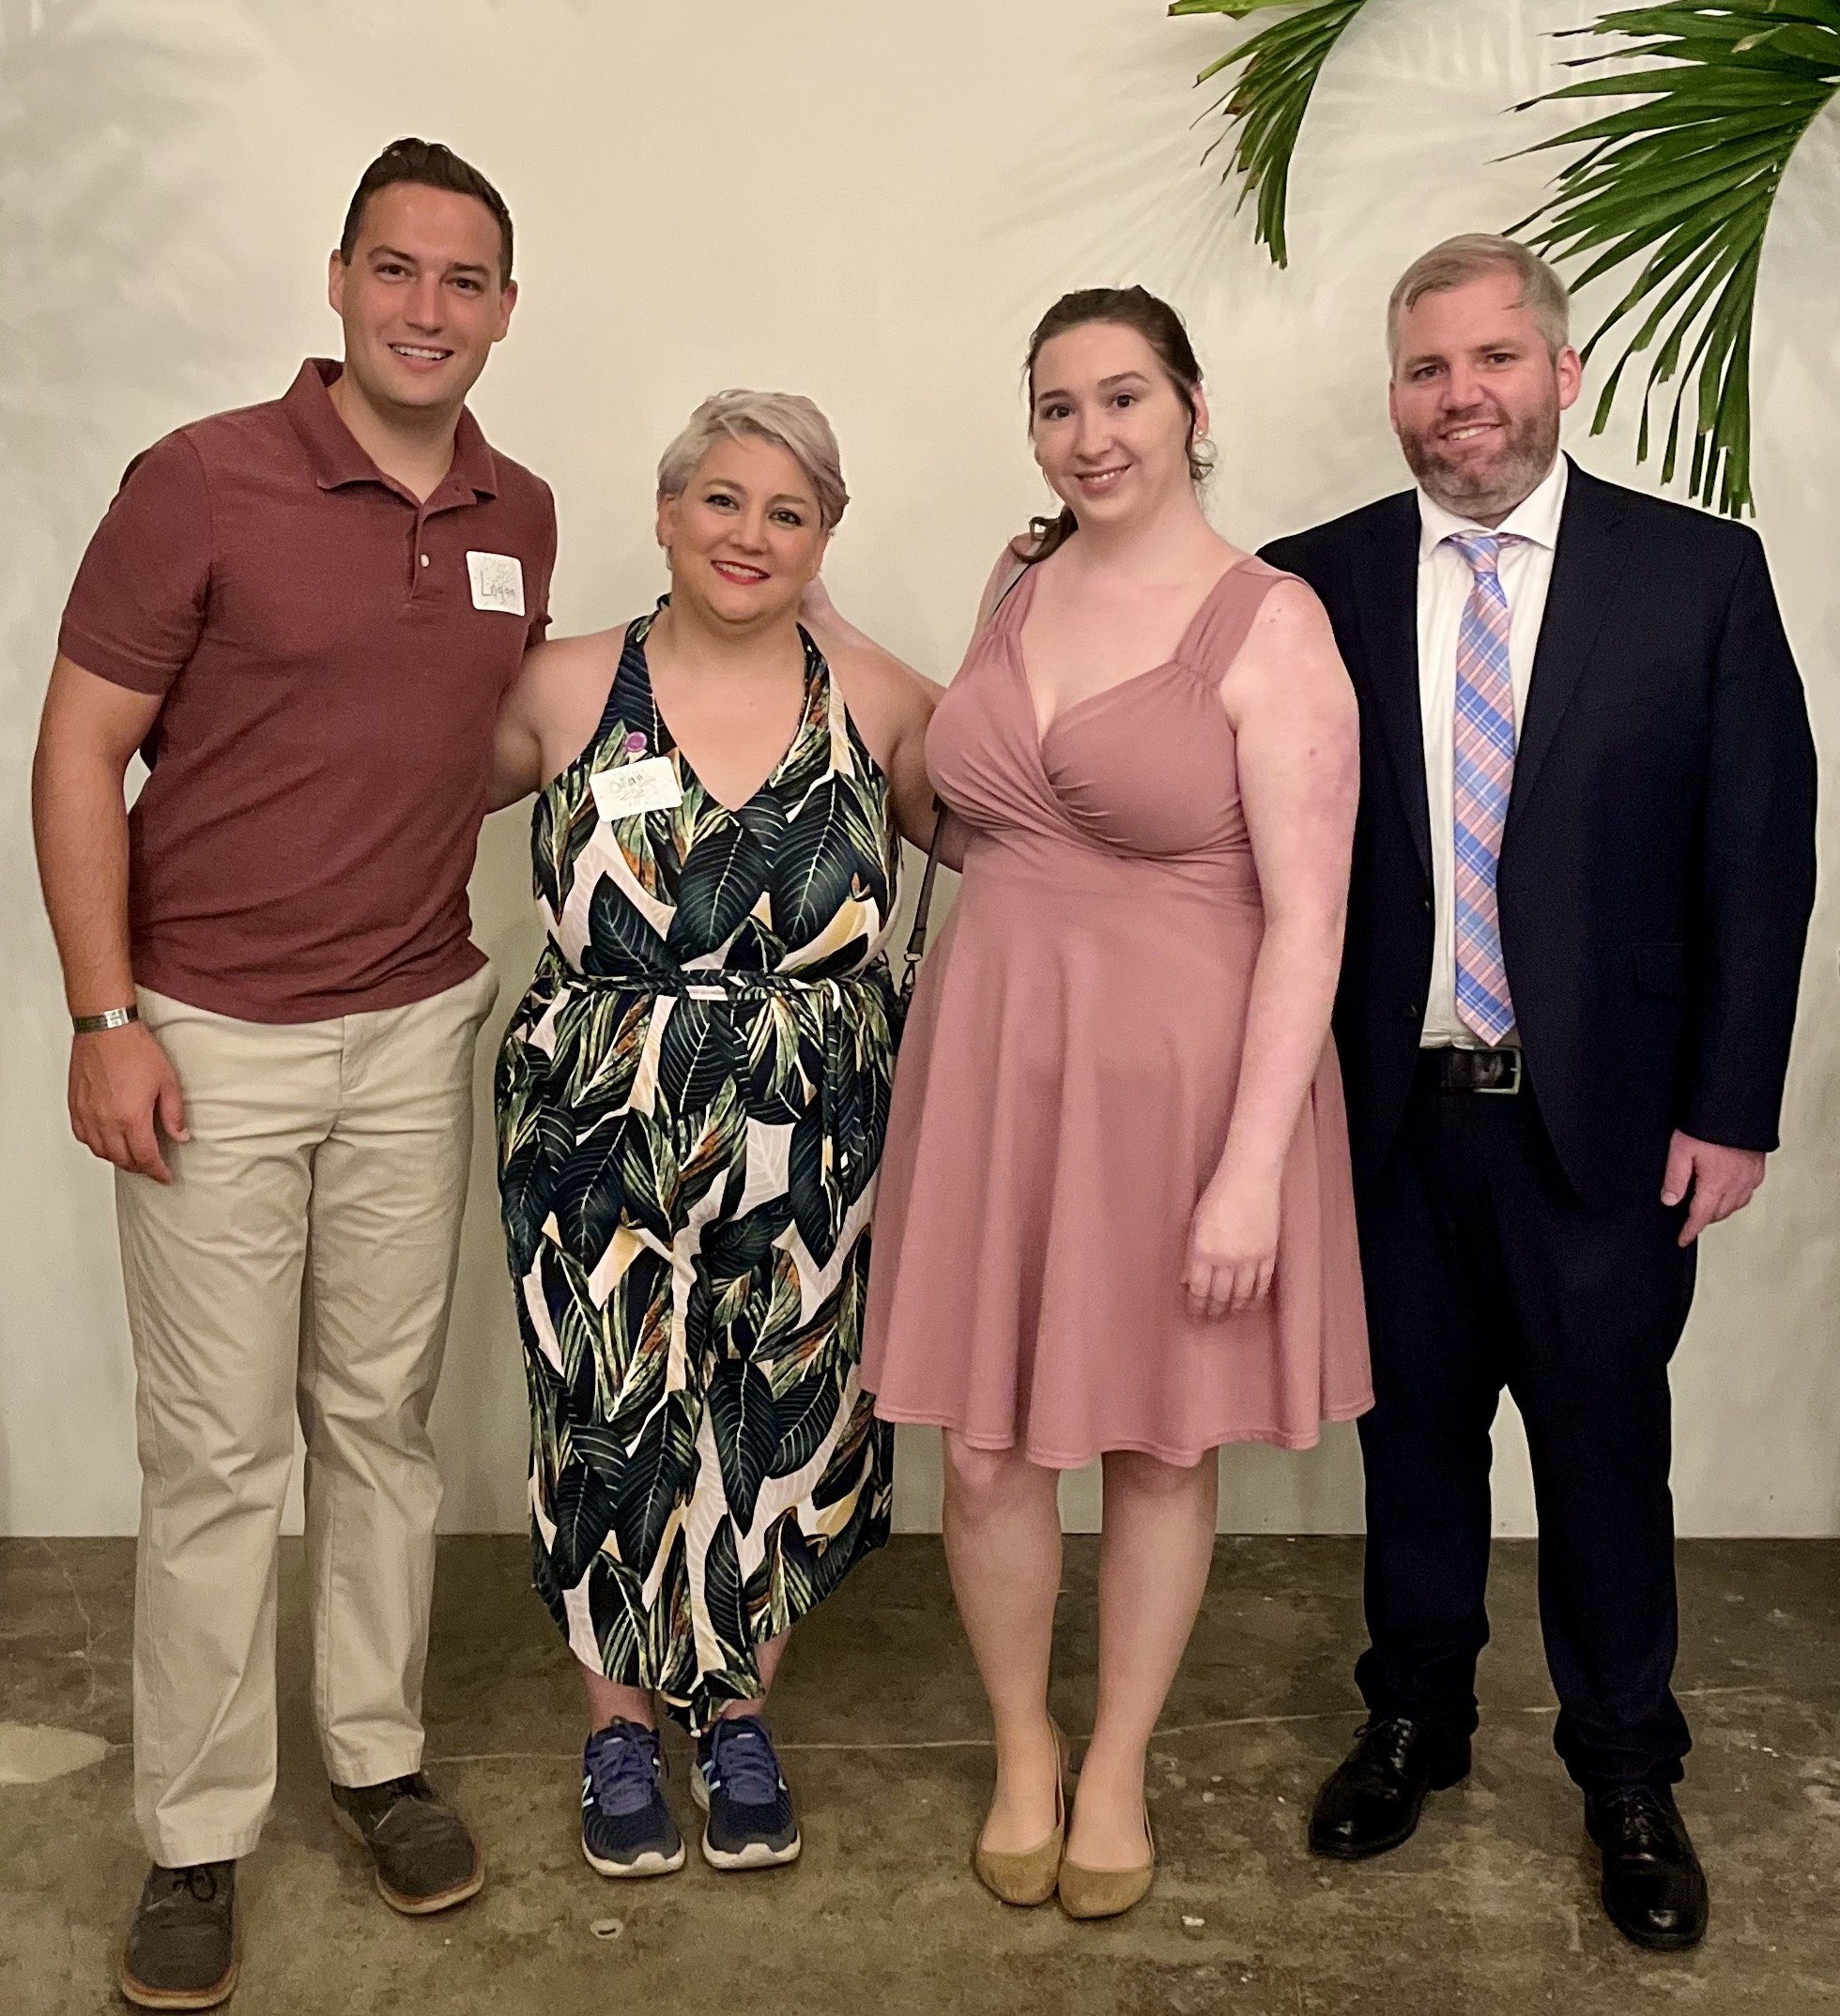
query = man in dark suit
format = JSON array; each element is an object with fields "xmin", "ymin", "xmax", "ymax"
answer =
[{"xmin": 1262, "ymin": 234, "xmax": 1817, "ymax": 1951}]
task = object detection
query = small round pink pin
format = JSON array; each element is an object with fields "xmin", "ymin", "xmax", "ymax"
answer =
[{"xmin": 625, "ymin": 732, "xmax": 648, "ymax": 756}]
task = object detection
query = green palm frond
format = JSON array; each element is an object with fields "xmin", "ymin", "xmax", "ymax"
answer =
[
  {"xmin": 1516, "ymin": 2, "xmax": 1840, "ymax": 516},
  {"xmin": 1171, "ymin": 0, "xmax": 1376, "ymax": 267}
]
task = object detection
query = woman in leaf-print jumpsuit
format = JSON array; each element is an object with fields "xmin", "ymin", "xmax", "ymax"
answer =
[{"xmin": 490, "ymin": 390, "xmax": 936, "ymax": 1872}]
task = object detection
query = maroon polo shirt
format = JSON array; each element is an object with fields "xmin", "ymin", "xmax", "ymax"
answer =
[{"xmin": 58, "ymin": 359, "xmax": 556, "ymax": 1022}]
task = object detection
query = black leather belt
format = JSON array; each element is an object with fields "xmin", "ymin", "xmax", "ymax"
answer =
[{"xmin": 1429, "ymin": 1046, "xmax": 1523, "ymax": 1094}]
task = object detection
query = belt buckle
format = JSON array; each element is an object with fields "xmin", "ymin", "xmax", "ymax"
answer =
[{"xmin": 1476, "ymin": 1048, "xmax": 1523, "ymax": 1095}]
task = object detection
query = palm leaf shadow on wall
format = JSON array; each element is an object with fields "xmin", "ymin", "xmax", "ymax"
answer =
[{"xmin": 1171, "ymin": 0, "xmax": 1840, "ymax": 517}]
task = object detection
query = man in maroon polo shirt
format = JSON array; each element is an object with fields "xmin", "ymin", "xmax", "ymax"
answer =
[{"xmin": 31, "ymin": 139, "xmax": 555, "ymax": 2009}]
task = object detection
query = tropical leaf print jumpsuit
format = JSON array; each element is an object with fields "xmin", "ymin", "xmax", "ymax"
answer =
[{"xmin": 496, "ymin": 609, "xmax": 898, "ymax": 1731}]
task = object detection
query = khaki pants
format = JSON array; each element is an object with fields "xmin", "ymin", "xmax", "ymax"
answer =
[{"xmin": 117, "ymin": 966, "xmax": 498, "ymax": 1867}]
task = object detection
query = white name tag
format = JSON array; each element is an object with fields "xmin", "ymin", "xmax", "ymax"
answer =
[
  {"xmin": 466, "ymin": 550, "xmax": 526, "ymax": 616},
  {"xmin": 591, "ymin": 756, "xmax": 683, "ymax": 820}
]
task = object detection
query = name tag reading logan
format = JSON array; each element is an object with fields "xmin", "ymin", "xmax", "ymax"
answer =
[{"xmin": 466, "ymin": 550, "xmax": 526, "ymax": 616}]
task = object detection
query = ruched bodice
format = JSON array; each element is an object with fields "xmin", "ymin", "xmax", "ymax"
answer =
[
  {"xmin": 932, "ymin": 557, "xmax": 1262, "ymax": 882},
  {"xmin": 863, "ymin": 555, "xmax": 1371, "ymax": 1466}
]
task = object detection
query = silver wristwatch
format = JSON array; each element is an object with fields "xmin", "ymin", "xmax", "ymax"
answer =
[{"xmin": 72, "ymin": 1005, "xmax": 140, "ymax": 1034}]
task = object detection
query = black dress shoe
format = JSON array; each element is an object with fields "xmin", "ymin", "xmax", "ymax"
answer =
[
  {"xmin": 1309, "ymin": 1717, "xmax": 1471, "ymax": 1859},
  {"xmin": 1586, "ymin": 1784, "xmax": 1709, "ymax": 1951}
]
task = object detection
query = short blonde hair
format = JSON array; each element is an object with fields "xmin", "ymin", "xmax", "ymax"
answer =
[
  {"xmin": 1387, "ymin": 235, "xmax": 1571, "ymax": 370},
  {"xmin": 656, "ymin": 389, "xmax": 849, "ymax": 531}
]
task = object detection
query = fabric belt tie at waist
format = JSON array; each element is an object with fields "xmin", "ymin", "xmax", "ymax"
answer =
[
  {"xmin": 529, "ymin": 944, "xmax": 897, "ymax": 1206},
  {"xmin": 1427, "ymin": 1046, "xmax": 1524, "ymax": 1095},
  {"xmin": 538, "ymin": 943, "xmax": 891, "ymax": 1006}
]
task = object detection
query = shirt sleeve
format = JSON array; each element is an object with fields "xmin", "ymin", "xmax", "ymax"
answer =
[
  {"xmin": 56, "ymin": 432, "xmax": 213, "ymax": 695},
  {"xmin": 524, "ymin": 476, "xmax": 558, "ymax": 649}
]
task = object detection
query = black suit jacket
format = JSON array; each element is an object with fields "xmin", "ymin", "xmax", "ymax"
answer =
[{"xmin": 1263, "ymin": 458, "xmax": 1817, "ymax": 1210}]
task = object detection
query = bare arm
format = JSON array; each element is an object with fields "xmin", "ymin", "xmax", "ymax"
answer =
[
  {"xmin": 490, "ymin": 631, "xmax": 628, "ymax": 812},
  {"xmin": 31, "ymin": 655, "xmax": 188, "ymax": 1182},
  {"xmin": 835, "ymin": 643, "xmax": 940, "ymax": 848},
  {"xmin": 802, "ymin": 545, "xmax": 1029, "ymax": 864},
  {"xmin": 1183, "ymin": 583, "xmax": 1359, "ymax": 1320},
  {"xmin": 489, "ymin": 640, "xmax": 551, "ymax": 811},
  {"xmin": 971, "ymin": 543, "xmax": 1030, "ymax": 636},
  {"xmin": 921, "ymin": 544, "xmax": 1033, "ymax": 869},
  {"xmin": 799, "ymin": 581, "xmax": 943, "ymax": 849}
]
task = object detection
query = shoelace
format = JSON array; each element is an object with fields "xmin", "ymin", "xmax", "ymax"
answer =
[
  {"xmin": 340, "ymin": 1773, "xmax": 436, "ymax": 1832},
  {"xmin": 154, "ymin": 1867, "xmax": 222, "ymax": 1908},
  {"xmin": 1354, "ymin": 1718, "xmax": 1421, "ymax": 1779},
  {"xmin": 707, "ymin": 1720, "xmax": 782, "ymax": 1808},
  {"xmin": 1596, "ymin": 1785, "xmax": 1675, "ymax": 1856},
  {"xmin": 586, "ymin": 1724, "xmax": 664, "ymax": 1817}
]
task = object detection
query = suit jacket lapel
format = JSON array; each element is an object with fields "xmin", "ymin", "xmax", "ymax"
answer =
[
  {"xmin": 1510, "ymin": 460, "xmax": 1633, "ymax": 825},
  {"xmin": 1355, "ymin": 495, "xmax": 1433, "ymax": 884}
]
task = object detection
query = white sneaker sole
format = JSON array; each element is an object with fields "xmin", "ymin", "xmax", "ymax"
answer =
[
  {"xmin": 580, "ymin": 1832, "xmax": 687, "ymax": 1880},
  {"xmin": 690, "ymin": 1766, "xmax": 802, "ymax": 1870}
]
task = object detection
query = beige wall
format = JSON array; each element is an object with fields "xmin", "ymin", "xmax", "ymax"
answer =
[{"xmin": 3, "ymin": 0, "xmax": 1833, "ymax": 1537}]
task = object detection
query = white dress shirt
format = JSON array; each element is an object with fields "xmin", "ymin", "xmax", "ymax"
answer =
[{"xmin": 1416, "ymin": 453, "xmax": 1569, "ymax": 1048}]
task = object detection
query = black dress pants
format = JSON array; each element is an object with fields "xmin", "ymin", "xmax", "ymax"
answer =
[{"xmin": 1352, "ymin": 1055, "xmax": 1697, "ymax": 1789}]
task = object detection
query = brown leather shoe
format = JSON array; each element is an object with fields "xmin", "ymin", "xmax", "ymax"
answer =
[
  {"xmin": 330, "ymin": 1773, "xmax": 483, "ymax": 1915},
  {"xmin": 118, "ymin": 1861, "xmax": 238, "ymax": 2010}
]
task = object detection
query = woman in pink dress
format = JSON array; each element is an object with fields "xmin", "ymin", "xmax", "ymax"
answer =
[{"xmin": 861, "ymin": 288, "xmax": 1370, "ymax": 1917}]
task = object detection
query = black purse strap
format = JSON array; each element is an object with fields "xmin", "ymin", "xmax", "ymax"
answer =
[
  {"xmin": 898, "ymin": 557, "xmax": 1030, "ymax": 1003},
  {"xmin": 899, "ymin": 799, "xmax": 950, "ymax": 1001}
]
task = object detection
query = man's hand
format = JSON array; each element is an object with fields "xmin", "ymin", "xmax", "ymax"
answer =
[
  {"xmin": 69, "ymin": 1022, "xmax": 188, "ymax": 1184},
  {"xmin": 1662, "ymin": 1131, "xmax": 1766, "ymax": 1246}
]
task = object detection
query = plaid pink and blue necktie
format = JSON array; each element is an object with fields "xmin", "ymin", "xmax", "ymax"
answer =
[{"xmin": 1446, "ymin": 530, "xmax": 1523, "ymax": 1046}]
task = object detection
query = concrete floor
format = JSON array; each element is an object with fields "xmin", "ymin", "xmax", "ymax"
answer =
[{"xmin": 2, "ymin": 1535, "xmax": 1836, "ymax": 2015}]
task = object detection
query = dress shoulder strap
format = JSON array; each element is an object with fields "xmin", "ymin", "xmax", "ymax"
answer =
[
  {"xmin": 1185, "ymin": 556, "xmax": 1303, "ymax": 680},
  {"xmin": 589, "ymin": 611, "xmax": 660, "ymax": 752}
]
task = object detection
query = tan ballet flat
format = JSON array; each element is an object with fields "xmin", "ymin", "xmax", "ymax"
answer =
[
  {"xmin": 973, "ymin": 1719, "xmax": 1070, "ymax": 1907},
  {"xmin": 1057, "ymin": 1809, "xmax": 1156, "ymax": 1920}
]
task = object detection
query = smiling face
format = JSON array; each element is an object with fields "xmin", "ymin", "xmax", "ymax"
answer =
[
  {"xmin": 1029, "ymin": 321, "xmax": 1206, "ymax": 533},
  {"xmin": 327, "ymin": 180, "xmax": 515, "ymax": 421},
  {"xmin": 1389, "ymin": 269, "xmax": 1581, "ymax": 524},
  {"xmin": 656, "ymin": 433, "xmax": 830, "ymax": 630}
]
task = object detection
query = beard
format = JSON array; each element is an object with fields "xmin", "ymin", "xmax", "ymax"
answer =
[{"xmin": 1400, "ymin": 396, "xmax": 1560, "ymax": 523}]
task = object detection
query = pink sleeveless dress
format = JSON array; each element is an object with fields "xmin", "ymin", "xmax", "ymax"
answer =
[{"xmin": 860, "ymin": 557, "xmax": 1371, "ymax": 1467}]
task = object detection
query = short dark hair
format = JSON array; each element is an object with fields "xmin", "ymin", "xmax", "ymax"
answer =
[{"xmin": 339, "ymin": 138, "xmax": 514, "ymax": 286}]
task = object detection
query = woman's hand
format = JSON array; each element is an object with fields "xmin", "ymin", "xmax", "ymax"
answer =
[
  {"xmin": 798, "ymin": 574, "xmax": 840, "ymax": 632},
  {"xmin": 1183, "ymin": 1171, "xmax": 1280, "ymax": 1321}
]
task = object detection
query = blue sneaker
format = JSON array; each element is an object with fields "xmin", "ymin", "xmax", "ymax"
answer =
[
  {"xmin": 693, "ymin": 1715, "xmax": 802, "ymax": 1870},
  {"xmin": 580, "ymin": 1720, "xmax": 684, "ymax": 1878}
]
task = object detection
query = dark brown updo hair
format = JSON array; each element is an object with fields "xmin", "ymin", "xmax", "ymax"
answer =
[{"xmin": 1020, "ymin": 286, "xmax": 1213, "ymax": 564}]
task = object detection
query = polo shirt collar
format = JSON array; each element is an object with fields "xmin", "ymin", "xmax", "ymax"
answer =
[
  {"xmin": 283, "ymin": 358, "xmax": 500, "ymax": 505},
  {"xmin": 1416, "ymin": 451, "xmax": 1568, "ymax": 563}
]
